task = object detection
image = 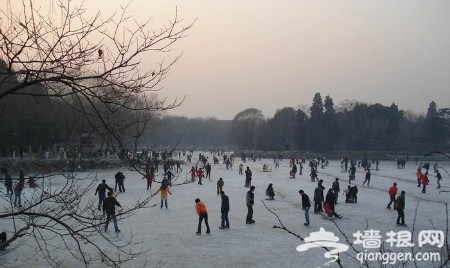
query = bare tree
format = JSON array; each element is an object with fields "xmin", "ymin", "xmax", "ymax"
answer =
[
  {"xmin": 0, "ymin": 173, "xmax": 156, "ymax": 267},
  {"xmin": 0, "ymin": 0, "xmax": 193, "ymax": 154},
  {"xmin": 0, "ymin": 0, "xmax": 194, "ymax": 266}
]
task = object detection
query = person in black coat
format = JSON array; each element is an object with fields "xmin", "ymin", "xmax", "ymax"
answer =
[
  {"xmin": 4, "ymin": 170, "xmax": 13, "ymax": 196},
  {"xmin": 265, "ymin": 183, "xmax": 275, "ymax": 200},
  {"xmin": 219, "ymin": 191, "xmax": 230, "ymax": 229},
  {"xmin": 246, "ymin": 186, "xmax": 255, "ymax": 224},
  {"xmin": 313, "ymin": 180, "xmax": 325, "ymax": 214},
  {"xmin": 103, "ymin": 191, "xmax": 122, "ymax": 232},
  {"xmin": 299, "ymin": 190, "xmax": 311, "ymax": 226},
  {"xmin": 115, "ymin": 171, "xmax": 126, "ymax": 192},
  {"xmin": 95, "ymin": 179, "xmax": 113, "ymax": 210},
  {"xmin": 244, "ymin": 167, "xmax": 252, "ymax": 188},
  {"xmin": 325, "ymin": 188, "xmax": 336, "ymax": 211},
  {"xmin": 395, "ymin": 191, "xmax": 406, "ymax": 226}
]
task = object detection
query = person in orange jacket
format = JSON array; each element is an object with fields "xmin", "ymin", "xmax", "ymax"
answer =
[
  {"xmin": 416, "ymin": 169, "xmax": 422, "ymax": 187},
  {"xmin": 195, "ymin": 198, "xmax": 210, "ymax": 235},
  {"xmin": 387, "ymin": 182, "xmax": 397, "ymax": 209},
  {"xmin": 154, "ymin": 185, "xmax": 172, "ymax": 209}
]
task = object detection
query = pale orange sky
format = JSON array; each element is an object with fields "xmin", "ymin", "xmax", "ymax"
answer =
[{"xmin": 6, "ymin": 0, "xmax": 450, "ymax": 120}]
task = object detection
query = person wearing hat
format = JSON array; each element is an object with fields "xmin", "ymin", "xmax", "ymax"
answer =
[{"xmin": 246, "ymin": 186, "xmax": 255, "ymax": 224}]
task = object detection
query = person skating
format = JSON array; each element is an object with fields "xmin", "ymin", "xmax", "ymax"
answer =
[
  {"xmin": 299, "ymin": 190, "xmax": 311, "ymax": 226},
  {"xmin": 244, "ymin": 167, "xmax": 252, "ymax": 188},
  {"xmin": 197, "ymin": 168, "xmax": 204, "ymax": 185},
  {"xmin": 436, "ymin": 170, "xmax": 442, "ymax": 189},
  {"xmin": 313, "ymin": 180, "xmax": 325, "ymax": 214},
  {"xmin": 95, "ymin": 179, "xmax": 113, "ymax": 211},
  {"xmin": 163, "ymin": 169, "xmax": 174, "ymax": 187},
  {"xmin": 246, "ymin": 186, "xmax": 255, "ymax": 224},
  {"xmin": 205, "ymin": 162, "xmax": 212, "ymax": 179},
  {"xmin": 176, "ymin": 161, "xmax": 182, "ymax": 172},
  {"xmin": 114, "ymin": 171, "xmax": 126, "ymax": 192},
  {"xmin": 189, "ymin": 166, "xmax": 197, "ymax": 182},
  {"xmin": 325, "ymin": 188, "xmax": 336, "ymax": 212},
  {"xmin": 387, "ymin": 182, "xmax": 397, "ymax": 209},
  {"xmin": 4, "ymin": 170, "xmax": 13, "ymax": 196},
  {"xmin": 154, "ymin": 184, "xmax": 172, "ymax": 209},
  {"xmin": 395, "ymin": 191, "xmax": 407, "ymax": 226},
  {"xmin": 217, "ymin": 177, "xmax": 224, "ymax": 195},
  {"xmin": 416, "ymin": 169, "xmax": 422, "ymax": 187},
  {"xmin": 219, "ymin": 191, "xmax": 230, "ymax": 229},
  {"xmin": 144, "ymin": 170, "xmax": 155, "ymax": 190},
  {"xmin": 103, "ymin": 191, "xmax": 122, "ymax": 233},
  {"xmin": 13, "ymin": 177, "xmax": 25, "ymax": 207},
  {"xmin": 195, "ymin": 198, "xmax": 210, "ymax": 235},
  {"xmin": 292, "ymin": 163, "xmax": 297, "ymax": 178},
  {"xmin": 332, "ymin": 178, "xmax": 340, "ymax": 204},
  {"xmin": 362, "ymin": 169, "xmax": 371, "ymax": 186},
  {"xmin": 421, "ymin": 172, "xmax": 429, "ymax": 194}
]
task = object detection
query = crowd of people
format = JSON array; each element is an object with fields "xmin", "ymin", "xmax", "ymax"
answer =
[{"xmin": 1, "ymin": 152, "xmax": 446, "ymax": 245}]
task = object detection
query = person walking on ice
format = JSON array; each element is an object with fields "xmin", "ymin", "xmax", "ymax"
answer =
[
  {"xmin": 362, "ymin": 169, "xmax": 371, "ymax": 186},
  {"xmin": 395, "ymin": 191, "xmax": 407, "ymax": 226},
  {"xmin": 195, "ymin": 198, "xmax": 210, "ymax": 235},
  {"xmin": 95, "ymin": 179, "xmax": 113, "ymax": 211},
  {"xmin": 144, "ymin": 170, "xmax": 155, "ymax": 191},
  {"xmin": 219, "ymin": 191, "xmax": 230, "ymax": 229},
  {"xmin": 387, "ymin": 182, "xmax": 397, "ymax": 209},
  {"xmin": 246, "ymin": 186, "xmax": 255, "ymax": 224},
  {"xmin": 299, "ymin": 190, "xmax": 311, "ymax": 226},
  {"xmin": 217, "ymin": 177, "xmax": 224, "ymax": 195},
  {"xmin": 436, "ymin": 170, "xmax": 442, "ymax": 189},
  {"xmin": 13, "ymin": 176, "xmax": 25, "ymax": 208},
  {"xmin": 103, "ymin": 191, "xmax": 122, "ymax": 233},
  {"xmin": 154, "ymin": 184, "xmax": 172, "ymax": 209}
]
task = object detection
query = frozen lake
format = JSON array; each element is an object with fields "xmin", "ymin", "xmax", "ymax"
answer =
[{"xmin": 2, "ymin": 154, "xmax": 449, "ymax": 267}]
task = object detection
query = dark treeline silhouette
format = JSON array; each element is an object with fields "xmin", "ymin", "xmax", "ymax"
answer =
[
  {"xmin": 1, "ymin": 83, "xmax": 449, "ymax": 155},
  {"xmin": 230, "ymin": 93, "xmax": 450, "ymax": 153}
]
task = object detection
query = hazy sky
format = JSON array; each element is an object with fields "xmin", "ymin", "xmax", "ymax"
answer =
[{"xmin": 13, "ymin": 1, "xmax": 450, "ymax": 119}]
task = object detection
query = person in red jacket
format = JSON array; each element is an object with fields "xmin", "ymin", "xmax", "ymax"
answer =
[
  {"xmin": 144, "ymin": 170, "xmax": 155, "ymax": 190},
  {"xmin": 421, "ymin": 172, "xmax": 429, "ymax": 194},
  {"xmin": 195, "ymin": 198, "xmax": 210, "ymax": 235},
  {"xmin": 197, "ymin": 168, "xmax": 204, "ymax": 185},
  {"xmin": 387, "ymin": 182, "xmax": 397, "ymax": 209},
  {"xmin": 188, "ymin": 166, "xmax": 197, "ymax": 182}
]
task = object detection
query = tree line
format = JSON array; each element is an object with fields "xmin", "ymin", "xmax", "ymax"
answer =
[
  {"xmin": 2, "ymin": 83, "xmax": 449, "ymax": 155},
  {"xmin": 230, "ymin": 93, "xmax": 450, "ymax": 153}
]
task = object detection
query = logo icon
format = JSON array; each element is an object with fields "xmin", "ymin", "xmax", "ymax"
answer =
[{"xmin": 296, "ymin": 228, "xmax": 349, "ymax": 265}]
